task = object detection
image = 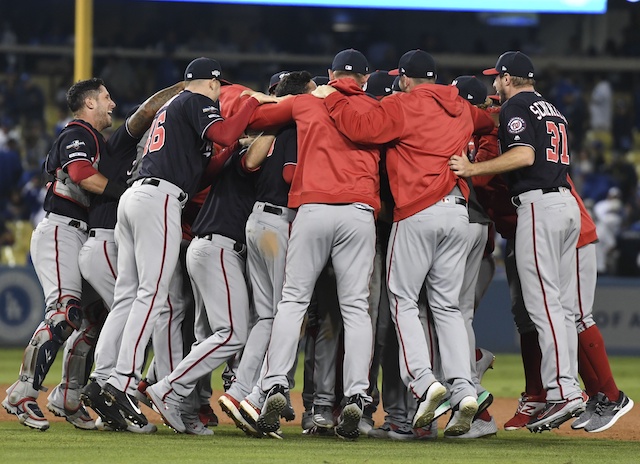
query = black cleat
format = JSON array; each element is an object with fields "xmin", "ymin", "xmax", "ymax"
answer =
[
  {"xmin": 101, "ymin": 383, "xmax": 148, "ymax": 427},
  {"xmin": 81, "ymin": 381, "xmax": 127, "ymax": 431}
]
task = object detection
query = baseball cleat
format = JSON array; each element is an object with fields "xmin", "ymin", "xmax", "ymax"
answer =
[
  {"xmin": 446, "ymin": 414, "xmax": 497, "ymax": 439},
  {"xmin": 256, "ymin": 385, "xmax": 287, "ymax": 435},
  {"xmin": 47, "ymin": 401, "xmax": 96, "ymax": 430},
  {"xmin": 301, "ymin": 409, "xmax": 314, "ymax": 432},
  {"xmin": 2, "ymin": 395, "xmax": 50, "ymax": 431},
  {"xmin": 444, "ymin": 396, "xmax": 479, "ymax": 437},
  {"xmin": 312, "ymin": 404, "xmax": 335, "ymax": 429},
  {"xmin": 584, "ymin": 391, "xmax": 634, "ymax": 433},
  {"xmin": 198, "ymin": 404, "xmax": 219, "ymax": 427},
  {"xmin": 219, "ymin": 393, "xmax": 260, "ymax": 437},
  {"xmin": 413, "ymin": 381, "xmax": 447, "ymax": 429},
  {"xmin": 239, "ymin": 398, "xmax": 282, "ymax": 439},
  {"xmin": 388, "ymin": 421, "xmax": 438, "ymax": 441},
  {"xmin": 102, "ymin": 383, "xmax": 148, "ymax": 427},
  {"xmin": 358, "ymin": 416, "xmax": 374, "ymax": 435},
  {"xmin": 504, "ymin": 392, "xmax": 546, "ymax": 431},
  {"xmin": 281, "ymin": 389, "xmax": 296, "ymax": 422},
  {"xmin": 95, "ymin": 416, "xmax": 158, "ymax": 434},
  {"xmin": 571, "ymin": 392, "xmax": 604, "ymax": 430},
  {"xmin": 475, "ymin": 391, "xmax": 494, "ymax": 419},
  {"xmin": 145, "ymin": 384, "xmax": 186, "ymax": 433},
  {"xmin": 367, "ymin": 421, "xmax": 397, "ymax": 439},
  {"xmin": 134, "ymin": 379, "xmax": 153, "ymax": 409},
  {"xmin": 183, "ymin": 411, "xmax": 214, "ymax": 436},
  {"xmin": 81, "ymin": 380, "xmax": 128, "ymax": 431},
  {"xmin": 433, "ymin": 398, "xmax": 451, "ymax": 421},
  {"xmin": 526, "ymin": 397, "xmax": 586, "ymax": 433},
  {"xmin": 335, "ymin": 395, "xmax": 365, "ymax": 440}
]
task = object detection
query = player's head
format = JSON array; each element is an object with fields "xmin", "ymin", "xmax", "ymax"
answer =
[
  {"xmin": 364, "ymin": 70, "xmax": 395, "ymax": 100},
  {"xmin": 483, "ymin": 51, "xmax": 535, "ymax": 103},
  {"xmin": 451, "ymin": 75, "xmax": 489, "ymax": 108},
  {"xmin": 391, "ymin": 76, "xmax": 402, "ymax": 94},
  {"xmin": 184, "ymin": 57, "xmax": 230, "ymax": 100},
  {"xmin": 268, "ymin": 71, "xmax": 289, "ymax": 95},
  {"xmin": 67, "ymin": 77, "xmax": 115, "ymax": 130},
  {"xmin": 329, "ymin": 49, "xmax": 370, "ymax": 88},
  {"xmin": 389, "ymin": 49, "xmax": 437, "ymax": 92},
  {"xmin": 274, "ymin": 71, "xmax": 315, "ymax": 97}
]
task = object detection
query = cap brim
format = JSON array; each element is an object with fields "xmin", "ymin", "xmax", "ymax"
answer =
[
  {"xmin": 219, "ymin": 78, "xmax": 232, "ymax": 86},
  {"xmin": 488, "ymin": 95, "xmax": 500, "ymax": 101},
  {"xmin": 482, "ymin": 68, "xmax": 500, "ymax": 76},
  {"xmin": 388, "ymin": 69, "xmax": 399, "ymax": 76}
]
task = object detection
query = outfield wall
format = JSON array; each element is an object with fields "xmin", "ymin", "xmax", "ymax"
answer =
[{"xmin": 0, "ymin": 266, "xmax": 638, "ymax": 354}]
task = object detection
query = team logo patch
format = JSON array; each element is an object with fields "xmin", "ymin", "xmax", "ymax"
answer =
[
  {"xmin": 507, "ymin": 117, "xmax": 526, "ymax": 134},
  {"xmin": 65, "ymin": 140, "xmax": 85, "ymax": 150}
]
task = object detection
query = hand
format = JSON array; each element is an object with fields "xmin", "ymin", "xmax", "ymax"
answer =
[
  {"xmin": 448, "ymin": 153, "xmax": 475, "ymax": 177},
  {"xmin": 312, "ymin": 85, "xmax": 337, "ymax": 99},
  {"xmin": 241, "ymin": 90, "xmax": 279, "ymax": 105}
]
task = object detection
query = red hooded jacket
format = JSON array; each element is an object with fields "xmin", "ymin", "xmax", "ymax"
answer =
[
  {"xmin": 248, "ymin": 78, "xmax": 381, "ymax": 212},
  {"xmin": 324, "ymin": 83, "xmax": 494, "ymax": 221}
]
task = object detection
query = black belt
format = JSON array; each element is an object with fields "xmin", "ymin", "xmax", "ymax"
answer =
[
  {"xmin": 441, "ymin": 197, "xmax": 467, "ymax": 206},
  {"xmin": 45, "ymin": 212, "xmax": 83, "ymax": 229},
  {"xmin": 198, "ymin": 234, "xmax": 246, "ymax": 253},
  {"xmin": 512, "ymin": 187, "xmax": 561, "ymax": 207},
  {"xmin": 141, "ymin": 177, "xmax": 187, "ymax": 203},
  {"xmin": 263, "ymin": 204, "xmax": 283, "ymax": 215},
  {"xmin": 89, "ymin": 230, "xmax": 95, "ymax": 237}
]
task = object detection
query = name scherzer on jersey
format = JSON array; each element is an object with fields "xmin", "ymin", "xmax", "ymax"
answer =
[
  {"xmin": 498, "ymin": 91, "xmax": 571, "ymax": 196},
  {"xmin": 134, "ymin": 90, "xmax": 223, "ymax": 199}
]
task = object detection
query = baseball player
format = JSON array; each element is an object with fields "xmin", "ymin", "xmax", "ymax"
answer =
[
  {"xmin": 99, "ymin": 57, "xmax": 275, "ymax": 427},
  {"xmin": 2, "ymin": 78, "xmax": 129, "ymax": 431},
  {"xmin": 218, "ymin": 72, "xmax": 314, "ymax": 436},
  {"xmin": 503, "ymin": 176, "xmax": 634, "ymax": 433},
  {"xmin": 74, "ymin": 82, "xmax": 185, "ymax": 433},
  {"xmin": 450, "ymin": 51, "xmax": 586, "ymax": 432},
  {"xmin": 146, "ymin": 135, "xmax": 270, "ymax": 434},
  {"xmin": 316, "ymin": 49, "xmax": 495, "ymax": 437},
  {"xmin": 247, "ymin": 49, "xmax": 380, "ymax": 440}
]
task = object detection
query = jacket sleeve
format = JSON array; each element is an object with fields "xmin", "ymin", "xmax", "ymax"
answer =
[
  {"xmin": 323, "ymin": 93, "xmax": 404, "ymax": 145},
  {"xmin": 247, "ymin": 97, "xmax": 295, "ymax": 131},
  {"xmin": 470, "ymin": 105, "xmax": 496, "ymax": 136},
  {"xmin": 471, "ymin": 132, "xmax": 500, "ymax": 188}
]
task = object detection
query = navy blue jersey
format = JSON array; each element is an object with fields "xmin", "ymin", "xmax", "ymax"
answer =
[
  {"xmin": 43, "ymin": 119, "xmax": 107, "ymax": 221},
  {"xmin": 88, "ymin": 120, "xmax": 140, "ymax": 229},
  {"xmin": 191, "ymin": 147, "xmax": 257, "ymax": 244},
  {"xmin": 499, "ymin": 91, "xmax": 571, "ymax": 196},
  {"xmin": 135, "ymin": 90, "xmax": 222, "ymax": 198},
  {"xmin": 254, "ymin": 126, "xmax": 297, "ymax": 206}
]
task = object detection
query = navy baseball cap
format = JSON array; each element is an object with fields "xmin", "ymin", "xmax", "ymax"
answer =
[
  {"xmin": 312, "ymin": 76, "xmax": 330, "ymax": 86},
  {"xmin": 391, "ymin": 76, "xmax": 401, "ymax": 92},
  {"xmin": 389, "ymin": 50, "xmax": 437, "ymax": 79},
  {"xmin": 268, "ymin": 70, "xmax": 289, "ymax": 93},
  {"xmin": 184, "ymin": 57, "xmax": 231, "ymax": 84},
  {"xmin": 452, "ymin": 76, "xmax": 488, "ymax": 106},
  {"xmin": 331, "ymin": 49, "xmax": 370, "ymax": 75},
  {"xmin": 364, "ymin": 70, "xmax": 395, "ymax": 99},
  {"xmin": 483, "ymin": 51, "xmax": 535, "ymax": 79}
]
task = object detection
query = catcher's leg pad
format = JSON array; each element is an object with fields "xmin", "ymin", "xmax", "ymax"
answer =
[{"xmin": 21, "ymin": 297, "xmax": 83, "ymax": 392}]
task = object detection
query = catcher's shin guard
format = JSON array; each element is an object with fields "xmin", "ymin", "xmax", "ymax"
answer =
[{"xmin": 19, "ymin": 297, "xmax": 83, "ymax": 395}]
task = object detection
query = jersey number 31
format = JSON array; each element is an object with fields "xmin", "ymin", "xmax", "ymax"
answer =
[{"xmin": 545, "ymin": 121, "xmax": 569, "ymax": 165}]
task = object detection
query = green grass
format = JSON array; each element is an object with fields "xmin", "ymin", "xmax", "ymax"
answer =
[{"xmin": 1, "ymin": 349, "xmax": 639, "ymax": 464}]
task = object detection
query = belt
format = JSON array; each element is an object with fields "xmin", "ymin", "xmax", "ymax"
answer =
[
  {"xmin": 512, "ymin": 187, "xmax": 561, "ymax": 207},
  {"xmin": 89, "ymin": 230, "xmax": 95, "ymax": 237},
  {"xmin": 441, "ymin": 196, "xmax": 467, "ymax": 206},
  {"xmin": 45, "ymin": 212, "xmax": 87, "ymax": 231},
  {"xmin": 263, "ymin": 204, "xmax": 283, "ymax": 215},
  {"xmin": 140, "ymin": 177, "xmax": 188, "ymax": 203},
  {"xmin": 198, "ymin": 233, "xmax": 246, "ymax": 254},
  {"xmin": 88, "ymin": 229, "xmax": 115, "ymax": 240}
]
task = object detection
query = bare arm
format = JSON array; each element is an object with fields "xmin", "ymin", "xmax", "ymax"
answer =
[
  {"xmin": 449, "ymin": 145, "xmax": 535, "ymax": 178},
  {"xmin": 127, "ymin": 81, "xmax": 186, "ymax": 138},
  {"xmin": 243, "ymin": 132, "xmax": 276, "ymax": 171}
]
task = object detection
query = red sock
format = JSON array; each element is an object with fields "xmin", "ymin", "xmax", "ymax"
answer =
[
  {"xmin": 578, "ymin": 326, "xmax": 619, "ymax": 401},
  {"xmin": 477, "ymin": 408, "xmax": 492, "ymax": 421},
  {"xmin": 520, "ymin": 331, "xmax": 544, "ymax": 396},
  {"xmin": 578, "ymin": 341, "xmax": 600, "ymax": 397}
]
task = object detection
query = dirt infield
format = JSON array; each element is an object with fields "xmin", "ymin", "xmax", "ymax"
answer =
[{"xmin": 1, "ymin": 385, "xmax": 637, "ymax": 440}]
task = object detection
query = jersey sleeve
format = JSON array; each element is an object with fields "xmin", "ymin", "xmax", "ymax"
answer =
[
  {"xmin": 499, "ymin": 100, "xmax": 536, "ymax": 151},
  {"xmin": 57, "ymin": 128, "xmax": 97, "ymax": 171},
  {"xmin": 105, "ymin": 122, "xmax": 139, "ymax": 161},
  {"xmin": 280, "ymin": 126, "xmax": 298, "ymax": 167},
  {"xmin": 184, "ymin": 93, "xmax": 224, "ymax": 140}
]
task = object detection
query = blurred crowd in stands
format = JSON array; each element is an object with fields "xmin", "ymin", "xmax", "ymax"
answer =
[{"xmin": 1, "ymin": 1, "xmax": 640, "ymax": 274}]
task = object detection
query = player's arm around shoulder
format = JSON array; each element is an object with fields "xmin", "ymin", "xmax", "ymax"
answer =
[{"xmin": 247, "ymin": 94, "xmax": 296, "ymax": 131}]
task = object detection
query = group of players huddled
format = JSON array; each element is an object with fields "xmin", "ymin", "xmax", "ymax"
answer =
[{"xmin": 2, "ymin": 47, "xmax": 633, "ymax": 440}]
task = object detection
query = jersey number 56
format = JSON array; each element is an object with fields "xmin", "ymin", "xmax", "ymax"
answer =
[
  {"xmin": 545, "ymin": 121, "xmax": 569, "ymax": 165},
  {"xmin": 143, "ymin": 110, "xmax": 167, "ymax": 156}
]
